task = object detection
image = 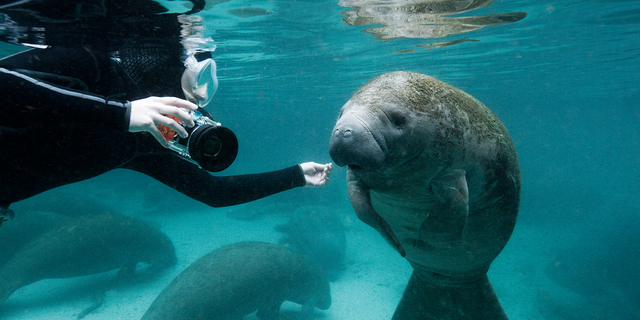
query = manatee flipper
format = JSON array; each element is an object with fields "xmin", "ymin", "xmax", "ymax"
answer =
[
  {"xmin": 421, "ymin": 169, "xmax": 469, "ymax": 246},
  {"xmin": 392, "ymin": 271, "xmax": 508, "ymax": 320},
  {"xmin": 79, "ymin": 262, "xmax": 137, "ymax": 319},
  {"xmin": 76, "ymin": 290, "xmax": 105, "ymax": 320},
  {"xmin": 347, "ymin": 168, "xmax": 406, "ymax": 257},
  {"xmin": 256, "ymin": 300, "xmax": 282, "ymax": 320},
  {"xmin": 299, "ymin": 297, "xmax": 319, "ymax": 320}
]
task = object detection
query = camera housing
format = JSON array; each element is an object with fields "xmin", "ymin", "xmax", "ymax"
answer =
[{"xmin": 161, "ymin": 107, "xmax": 238, "ymax": 172}]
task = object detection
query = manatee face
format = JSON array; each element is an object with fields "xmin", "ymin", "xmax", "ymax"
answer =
[{"xmin": 329, "ymin": 75, "xmax": 439, "ymax": 189}]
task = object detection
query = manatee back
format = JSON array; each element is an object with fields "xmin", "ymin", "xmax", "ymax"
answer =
[
  {"xmin": 410, "ymin": 73, "xmax": 521, "ymax": 273},
  {"xmin": 142, "ymin": 241, "xmax": 331, "ymax": 320},
  {"xmin": 356, "ymin": 71, "xmax": 518, "ymax": 166}
]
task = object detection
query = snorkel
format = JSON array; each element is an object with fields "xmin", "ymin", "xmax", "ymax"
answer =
[
  {"xmin": 181, "ymin": 53, "xmax": 218, "ymax": 107},
  {"xmin": 158, "ymin": 32, "xmax": 238, "ymax": 172}
]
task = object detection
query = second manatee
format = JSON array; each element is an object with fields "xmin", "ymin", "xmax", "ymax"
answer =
[
  {"xmin": 141, "ymin": 241, "xmax": 331, "ymax": 320},
  {"xmin": 275, "ymin": 206, "xmax": 346, "ymax": 281},
  {"xmin": 0, "ymin": 212, "xmax": 176, "ymax": 305}
]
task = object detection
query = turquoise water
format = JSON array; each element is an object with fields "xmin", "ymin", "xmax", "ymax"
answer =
[{"xmin": 2, "ymin": 0, "xmax": 640, "ymax": 319}]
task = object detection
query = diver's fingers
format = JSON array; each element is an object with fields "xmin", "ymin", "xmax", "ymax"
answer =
[
  {"xmin": 325, "ymin": 163, "xmax": 333, "ymax": 174},
  {"xmin": 160, "ymin": 105, "xmax": 196, "ymax": 128},
  {"xmin": 147, "ymin": 125, "xmax": 171, "ymax": 148},
  {"xmin": 154, "ymin": 114, "xmax": 190, "ymax": 139},
  {"xmin": 152, "ymin": 96, "xmax": 198, "ymax": 111},
  {"xmin": 144, "ymin": 100, "xmax": 196, "ymax": 128}
]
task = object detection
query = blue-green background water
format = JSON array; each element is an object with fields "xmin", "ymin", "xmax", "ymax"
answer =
[{"xmin": 2, "ymin": 0, "xmax": 640, "ymax": 319}]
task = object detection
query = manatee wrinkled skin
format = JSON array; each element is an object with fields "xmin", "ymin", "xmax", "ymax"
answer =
[
  {"xmin": 0, "ymin": 212, "xmax": 176, "ymax": 306},
  {"xmin": 141, "ymin": 241, "xmax": 331, "ymax": 320},
  {"xmin": 329, "ymin": 71, "xmax": 520, "ymax": 320}
]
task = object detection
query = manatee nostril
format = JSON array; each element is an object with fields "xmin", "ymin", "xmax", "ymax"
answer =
[{"xmin": 342, "ymin": 130, "xmax": 352, "ymax": 138}]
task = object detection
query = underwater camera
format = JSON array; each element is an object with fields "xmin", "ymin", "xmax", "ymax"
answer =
[
  {"xmin": 159, "ymin": 108, "xmax": 237, "ymax": 172},
  {"xmin": 158, "ymin": 53, "xmax": 238, "ymax": 172}
]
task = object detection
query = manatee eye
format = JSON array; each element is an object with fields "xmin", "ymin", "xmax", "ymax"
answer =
[{"xmin": 386, "ymin": 111, "xmax": 407, "ymax": 128}]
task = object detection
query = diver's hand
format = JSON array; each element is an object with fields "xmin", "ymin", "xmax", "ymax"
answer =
[
  {"xmin": 129, "ymin": 97, "xmax": 198, "ymax": 147},
  {"xmin": 300, "ymin": 162, "xmax": 333, "ymax": 187}
]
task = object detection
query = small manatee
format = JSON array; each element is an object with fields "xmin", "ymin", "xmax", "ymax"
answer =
[
  {"xmin": 141, "ymin": 241, "xmax": 331, "ymax": 320},
  {"xmin": 275, "ymin": 206, "xmax": 346, "ymax": 281},
  {"xmin": 0, "ymin": 210, "xmax": 69, "ymax": 267},
  {"xmin": 0, "ymin": 212, "xmax": 176, "ymax": 306}
]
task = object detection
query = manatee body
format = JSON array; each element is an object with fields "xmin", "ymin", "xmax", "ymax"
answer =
[
  {"xmin": 275, "ymin": 206, "xmax": 346, "ymax": 281},
  {"xmin": 141, "ymin": 241, "xmax": 331, "ymax": 320},
  {"xmin": 0, "ymin": 212, "xmax": 176, "ymax": 305},
  {"xmin": 0, "ymin": 211, "xmax": 70, "ymax": 267},
  {"xmin": 329, "ymin": 71, "xmax": 520, "ymax": 320}
]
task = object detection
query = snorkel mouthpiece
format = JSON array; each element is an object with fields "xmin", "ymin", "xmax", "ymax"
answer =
[{"xmin": 181, "ymin": 54, "xmax": 218, "ymax": 107}]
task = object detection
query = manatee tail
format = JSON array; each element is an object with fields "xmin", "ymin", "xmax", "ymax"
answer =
[{"xmin": 392, "ymin": 271, "xmax": 508, "ymax": 320}]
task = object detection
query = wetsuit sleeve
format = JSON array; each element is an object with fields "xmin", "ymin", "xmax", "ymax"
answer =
[
  {"xmin": 1, "ymin": 67, "xmax": 131, "ymax": 131},
  {"xmin": 122, "ymin": 152, "xmax": 307, "ymax": 207}
]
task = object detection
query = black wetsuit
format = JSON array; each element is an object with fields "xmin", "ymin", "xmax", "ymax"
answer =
[{"xmin": 0, "ymin": 47, "xmax": 306, "ymax": 210}]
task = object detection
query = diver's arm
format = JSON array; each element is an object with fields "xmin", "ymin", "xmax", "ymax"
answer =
[
  {"xmin": 2, "ymin": 68, "xmax": 196, "ymax": 146},
  {"xmin": 121, "ymin": 153, "xmax": 307, "ymax": 207},
  {"xmin": 1, "ymin": 67, "xmax": 131, "ymax": 131}
]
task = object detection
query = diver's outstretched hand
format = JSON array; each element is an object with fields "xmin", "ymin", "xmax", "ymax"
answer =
[
  {"xmin": 300, "ymin": 162, "xmax": 333, "ymax": 187},
  {"xmin": 129, "ymin": 97, "xmax": 198, "ymax": 147}
]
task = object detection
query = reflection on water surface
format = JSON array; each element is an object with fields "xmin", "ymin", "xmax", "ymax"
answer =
[{"xmin": 338, "ymin": 0, "xmax": 526, "ymax": 51}]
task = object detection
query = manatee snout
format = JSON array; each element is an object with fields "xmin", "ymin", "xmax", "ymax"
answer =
[{"xmin": 329, "ymin": 114, "xmax": 385, "ymax": 169}]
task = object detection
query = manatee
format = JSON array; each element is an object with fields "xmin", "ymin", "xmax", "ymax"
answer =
[
  {"xmin": 0, "ymin": 210, "xmax": 70, "ymax": 267},
  {"xmin": 0, "ymin": 212, "xmax": 176, "ymax": 306},
  {"xmin": 141, "ymin": 241, "xmax": 331, "ymax": 320},
  {"xmin": 274, "ymin": 205, "xmax": 346, "ymax": 281},
  {"xmin": 329, "ymin": 71, "xmax": 520, "ymax": 320}
]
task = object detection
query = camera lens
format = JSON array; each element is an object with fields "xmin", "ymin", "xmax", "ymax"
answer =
[
  {"xmin": 188, "ymin": 125, "xmax": 238, "ymax": 172},
  {"xmin": 201, "ymin": 136, "xmax": 222, "ymax": 157}
]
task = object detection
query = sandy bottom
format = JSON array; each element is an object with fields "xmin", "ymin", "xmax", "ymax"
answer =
[{"xmin": 1, "ymin": 179, "xmax": 638, "ymax": 320}]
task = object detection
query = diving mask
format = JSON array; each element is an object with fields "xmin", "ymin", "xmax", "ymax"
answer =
[{"xmin": 181, "ymin": 54, "xmax": 218, "ymax": 107}]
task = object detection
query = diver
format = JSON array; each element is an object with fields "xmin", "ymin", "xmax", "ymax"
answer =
[{"xmin": 0, "ymin": 2, "xmax": 333, "ymax": 228}]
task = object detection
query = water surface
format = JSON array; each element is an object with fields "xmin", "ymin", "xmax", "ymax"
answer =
[{"xmin": 1, "ymin": 0, "xmax": 639, "ymax": 319}]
